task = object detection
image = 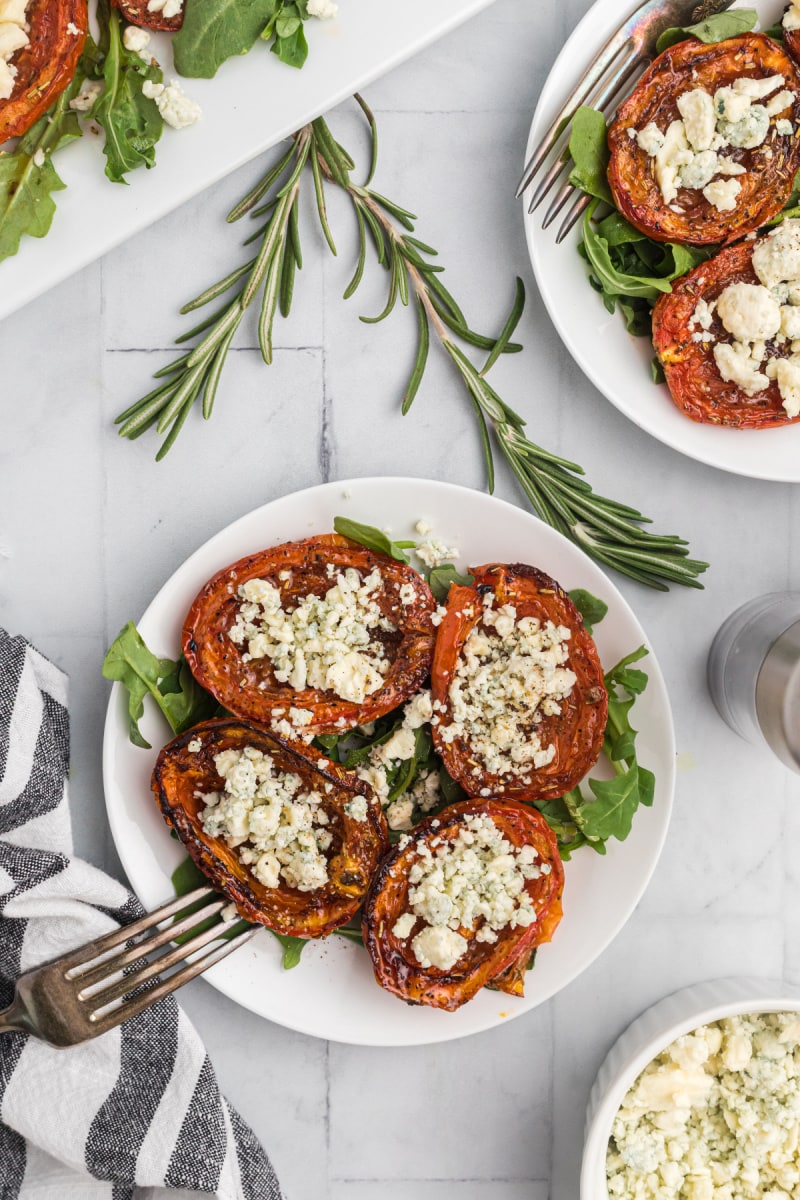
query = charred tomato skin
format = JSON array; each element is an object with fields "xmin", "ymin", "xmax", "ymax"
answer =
[
  {"xmin": 0, "ymin": 0, "xmax": 88, "ymax": 144},
  {"xmin": 182, "ymin": 534, "xmax": 436, "ymax": 736},
  {"xmin": 152, "ymin": 718, "xmax": 389, "ymax": 938},
  {"xmin": 431, "ymin": 563, "xmax": 607, "ymax": 802},
  {"xmin": 787, "ymin": 26, "xmax": 800, "ymax": 70},
  {"xmin": 362, "ymin": 799, "xmax": 564, "ymax": 1011},
  {"xmin": 112, "ymin": 0, "xmax": 183, "ymax": 32},
  {"xmin": 607, "ymin": 34, "xmax": 800, "ymax": 245},
  {"xmin": 652, "ymin": 238, "xmax": 800, "ymax": 428}
]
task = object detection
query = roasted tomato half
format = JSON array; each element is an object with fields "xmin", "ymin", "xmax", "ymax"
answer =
[
  {"xmin": 362, "ymin": 799, "xmax": 564, "ymax": 1011},
  {"xmin": 152, "ymin": 718, "xmax": 389, "ymax": 938},
  {"xmin": 0, "ymin": 0, "xmax": 87, "ymax": 144},
  {"xmin": 652, "ymin": 237, "xmax": 800, "ymax": 428},
  {"xmin": 431, "ymin": 564, "xmax": 607, "ymax": 802},
  {"xmin": 112, "ymin": 0, "xmax": 183, "ymax": 33},
  {"xmin": 608, "ymin": 34, "xmax": 800, "ymax": 245},
  {"xmin": 182, "ymin": 534, "xmax": 436, "ymax": 737}
]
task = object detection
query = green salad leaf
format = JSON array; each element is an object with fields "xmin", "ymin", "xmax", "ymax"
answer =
[
  {"xmin": 92, "ymin": 3, "xmax": 163, "ymax": 184},
  {"xmin": 0, "ymin": 74, "xmax": 84, "ymax": 264},
  {"xmin": 537, "ymin": 645, "xmax": 653, "ymax": 854},
  {"xmin": 582, "ymin": 199, "xmax": 708, "ymax": 304},
  {"xmin": 580, "ymin": 197, "xmax": 711, "ymax": 336},
  {"xmin": 428, "ymin": 564, "xmax": 475, "ymax": 602},
  {"xmin": 102, "ymin": 621, "xmax": 218, "ymax": 747},
  {"xmin": 170, "ymin": 856, "xmax": 251, "ymax": 943},
  {"xmin": 568, "ymin": 108, "xmax": 713, "ymax": 341},
  {"xmin": 171, "ymin": 856, "xmax": 306, "ymax": 967},
  {"xmin": 568, "ymin": 106, "xmax": 612, "ymax": 204},
  {"xmin": 268, "ymin": 2, "xmax": 310, "ymax": 68},
  {"xmin": 333, "ymin": 516, "xmax": 415, "ymax": 563},
  {"xmin": 655, "ymin": 8, "xmax": 758, "ymax": 54},
  {"xmin": 174, "ymin": 0, "xmax": 283, "ymax": 78},
  {"xmin": 763, "ymin": 20, "xmax": 785, "ymax": 42},
  {"xmin": 568, "ymin": 588, "xmax": 608, "ymax": 634}
]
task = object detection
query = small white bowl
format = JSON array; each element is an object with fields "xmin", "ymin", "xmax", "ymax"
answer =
[{"xmin": 581, "ymin": 977, "xmax": 800, "ymax": 1199}]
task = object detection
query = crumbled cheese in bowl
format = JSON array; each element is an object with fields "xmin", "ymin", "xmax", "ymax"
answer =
[
  {"xmin": 199, "ymin": 745, "xmax": 334, "ymax": 892},
  {"xmin": 391, "ymin": 812, "xmax": 542, "ymax": 972},
  {"xmin": 438, "ymin": 593, "xmax": 576, "ymax": 781},
  {"xmin": 606, "ymin": 1011, "xmax": 800, "ymax": 1200},
  {"xmin": 229, "ymin": 569, "xmax": 397, "ymax": 705}
]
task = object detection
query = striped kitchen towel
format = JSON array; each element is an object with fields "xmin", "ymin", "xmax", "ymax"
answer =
[{"xmin": 0, "ymin": 629, "xmax": 283, "ymax": 1200}]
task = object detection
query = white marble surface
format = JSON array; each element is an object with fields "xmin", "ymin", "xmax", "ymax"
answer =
[{"xmin": 2, "ymin": 1, "xmax": 800, "ymax": 1196}]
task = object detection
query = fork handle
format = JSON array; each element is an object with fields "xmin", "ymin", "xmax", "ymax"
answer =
[{"xmin": 0, "ymin": 993, "xmax": 33, "ymax": 1036}]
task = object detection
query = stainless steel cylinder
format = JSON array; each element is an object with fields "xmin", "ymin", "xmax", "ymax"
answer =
[{"xmin": 707, "ymin": 593, "xmax": 800, "ymax": 774}]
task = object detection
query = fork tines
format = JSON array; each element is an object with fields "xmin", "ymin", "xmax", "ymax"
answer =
[
  {"xmin": 64, "ymin": 886, "xmax": 255, "ymax": 1032},
  {"xmin": 516, "ymin": 0, "xmax": 659, "ymax": 243}
]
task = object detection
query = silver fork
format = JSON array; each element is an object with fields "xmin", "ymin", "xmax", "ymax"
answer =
[
  {"xmin": 0, "ymin": 886, "xmax": 256, "ymax": 1047},
  {"xmin": 517, "ymin": 0, "xmax": 736, "ymax": 242}
]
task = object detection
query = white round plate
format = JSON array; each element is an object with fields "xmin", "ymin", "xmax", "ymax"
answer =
[
  {"xmin": 524, "ymin": 0, "xmax": 800, "ymax": 482},
  {"xmin": 102, "ymin": 477, "xmax": 675, "ymax": 1046}
]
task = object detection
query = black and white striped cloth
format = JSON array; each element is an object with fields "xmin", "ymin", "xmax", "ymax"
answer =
[{"xmin": 0, "ymin": 630, "xmax": 283, "ymax": 1200}]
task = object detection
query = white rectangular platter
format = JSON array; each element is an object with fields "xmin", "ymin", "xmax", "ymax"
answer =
[{"xmin": 0, "ymin": 0, "xmax": 496, "ymax": 322}]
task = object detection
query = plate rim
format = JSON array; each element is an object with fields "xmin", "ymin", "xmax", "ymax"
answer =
[
  {"xmin": 101, "ymin": 475, "xmax": 677, "ymax": 1045},
  {"xmin": 522, "ymin": 0, "xmax": 800, "ymax": 483}
]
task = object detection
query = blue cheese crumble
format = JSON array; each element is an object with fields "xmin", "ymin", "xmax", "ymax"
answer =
[
  {"xmin": 392, "ymin": 813, "xmax": 542, "ymax": 971},
  {"xmin": 229, "ymin": 569, "xmax": 396, "ymax": 705},
  {"xmin": 142, "ymin": 79, "xmax": 201, "ymax": 130},
  {"xmin": 200, "ymin": 745, "xmax": 333, "ymax": 892},
  {"xmin": 607, "ymin": 1010, "xmax": 800, "ymax": 1200},
  {"xmin": 689, "ymin": 220, "xmax": 800, "ymax": 417},
  {"xmin": 0, "ymin": 0, "xmax": 31, "ymax": 102},
  {"xmin": 439, "ymin": 593, "xmax": 576, "ymax": 781},
  {"xmin": 632, "ymin": 73, "xmax": 795, "ymax": 213},
  {"xmin": 415, "ymin": 538, "xmax": 460, "ymax": 570},
  {"xmin": 356, "ymin": 690, "xmax": 441, "ymax": 830}
]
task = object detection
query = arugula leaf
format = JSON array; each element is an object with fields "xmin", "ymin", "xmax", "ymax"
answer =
[
  {"xmin": 174, "ymin": 0, "xmax": 280, "ymax": 78},
  {"xmin": 333, "ymin": 516, "xmax": 413, "ymax": 563},
  {"xmin": 170, "ymin": 856, "xmax": 305, "ymax": 966},
  {"xmin": 0, "ymin": 76, "xmax": 84, "ymax": 264},
  {"xmin": 334, "ymin": 924, "xmax": 364, "ymax": 946},
  {"xmin": 428, "ymin": 564, "xmax": 474, "ymax": 602},
  {"xmin": 582, "ymin": 200, "xmax": 708, "ymax": 304},
  {"xmin": 272, "ymin": 931, "xmax": 307, "ymax": 968},
  {"xmin": 581, "ymin": 767, "xmax": 647, "ymax": 842},
  {"xmin": 568, "ymin": 588, "xmax": 608, "ymax": 634},
  {"xmin": 170, "ymin": 856, "xmax": 251, "ymax": 943},
  {"xmin": 536, "ymin": 645, "xmax": 653, "ymax": 854},
  {"xmin": 158, "ymin": 656, "xmax": 221, "ymax": 734},
  {"xmin": 568, "ymin": 107, "xmax": 612, "ymax": 204},
  {"xmin": 535, "ymin": 794, "xmax": 591, "ymax": 860},
  {"xmin": 438, "ymin": 765, "xmax": 466, "ymax": 807},
  {"xmin": 272, "ymin": 20, "xmax": 309, "ymax": 68},
  {"xmin": 102, "ymin": 621, "xmax": 217, "ymax": 747},
  {"xmin": 656, "ymin": 8, "xmax": 758, "ymax": 53},
  {"xmin": 92, "ymin": 5, "xmax": 163, "ymax": 184}
]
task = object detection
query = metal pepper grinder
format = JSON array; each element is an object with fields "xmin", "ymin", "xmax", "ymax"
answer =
[{"xmin": 707, "ymin": 592, "xmax": 800, "ymax": 774}]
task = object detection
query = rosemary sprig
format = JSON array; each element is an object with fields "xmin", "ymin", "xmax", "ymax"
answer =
[{"xmin": 117, "ymin": 98, "xmax": 708, "ymax": 590}]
